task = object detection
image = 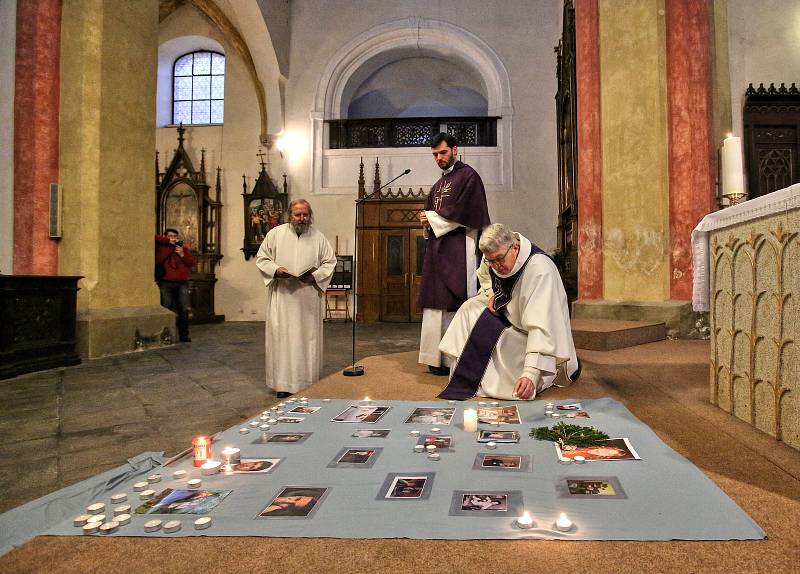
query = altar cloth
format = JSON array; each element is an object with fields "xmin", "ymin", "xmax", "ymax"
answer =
[{"xmin": 7, "ymin": 399, "xmax": 765, "ymax": 545}]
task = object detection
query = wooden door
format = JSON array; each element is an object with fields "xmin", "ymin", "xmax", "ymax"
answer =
[
  {"xmin": 380, "ymin": 229, "xmax": 410, "ymax": 321},
  {"xmin": 409, "ymin": 228, "xmax": 426, "ymax": 322}
]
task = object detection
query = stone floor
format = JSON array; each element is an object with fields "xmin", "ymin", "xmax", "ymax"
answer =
[{"xmin": 0, "ymin": 321, "xmax": 421, "ymax": 514}]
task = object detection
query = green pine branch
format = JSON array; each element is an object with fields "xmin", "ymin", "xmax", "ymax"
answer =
[{"xmin": 529, "ymin": 421, "xmax": 609, "ymax": 448}]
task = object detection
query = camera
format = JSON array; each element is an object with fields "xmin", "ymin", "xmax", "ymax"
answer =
[{"xmin": 175, "ymin": 240, "xmax": 183, "ymax": 247}]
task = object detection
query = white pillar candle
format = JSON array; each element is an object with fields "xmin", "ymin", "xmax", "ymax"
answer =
[
  {"xmin": 221, "ymin": 447, "xmax": 241, "ymax": 466},
  {"xmin": 463, "ymin": 409, "xmax": 478, "ymax": 432},
  {"xmin": 721, "ymin": 134, "xmax": 745, "ymax": 202},
  {"xmin": 516, "ymin": 511, "xmax": 534, "ymax": 529},
  {"xmin": 556, "ymin": 512, "xmax": 573, "ymax": 532}
]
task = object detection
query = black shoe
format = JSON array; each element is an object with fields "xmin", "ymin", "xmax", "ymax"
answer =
[
  {"xmin": 179, "ymin": 337, "xmax": 191, "ymax": 343},
  {"xmin": 428, "ymin": 365, "xmax": 450, "ymax": 376},
  {"xmin": 276, "ymin": 391, "xmax": 293, "ymax": 399}
]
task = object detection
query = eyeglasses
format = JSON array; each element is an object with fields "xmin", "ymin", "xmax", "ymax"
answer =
[{"xmin": 484, "ymin": 243, "xmax": 515, "ymax": 265}]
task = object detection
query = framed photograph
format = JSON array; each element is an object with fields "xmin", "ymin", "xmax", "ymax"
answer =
[
  {"xmin": 416, "ymin": 435, "xmax": 453, "ymax": 451},
  {"xmin": 327, "ymin": 446, "xmax": 383, "ymax": 469},
  {"xmin": 556, "ymin": 403, "xmax": 582, "ymax": 411},
  {"xmin": 472, "ymin": 453, "xmax": 531, "ymax": 473},
  {"xmin": 555, "ymin": 438, "xmax": 641, "ymax": 461},
  {"xmin": 556, "ymin": 476, "xmax": 628, "ymax": 499},
  {"xmin": 331, "ymin": 405, "xmax": 390, "ymax": 424},
  {"xmin": 252, "ymin": 432, "xmax": 312, "ymax": 445},
  {"xmin": 448, "ymin": 490, "xmax": 523, "ymax": 517},
  {"xmin": 288, "ymin": 406, "xmax": 320, "ymax": 415},
  {"xmin": 229, "ymin": 458, "xmax": 283, "ymax": 474},
  {"xmin": 376, "ymin": 472, "xmax": 435, "ymax": 501},
  {"xmin": 561, "ymin": 411, "xmax": 590, "ymax": 418},
  {"xmin": 403, "ymin": 407, "xmax": 455, "ymax": 425},
  {"xmin": 477, "ymin": 430, "xmax": 520, "ymax": 443},
  {"xmin": 257, "ymin": 486, "xmax": 330, "ymax": 519},
  {"xmin": 276, "ymin": 416, "xmax": 304, "ymax": 424},
  {"xmin": 477, "ymin": 406, "xmax": 521, "ymax": 425},
  {"xmin": 351, "ymin": 429, "xmax": 391, "ymax": 438},
  {"xmin": 134, "ymin": 488, "xmax": 231, "ymax": 515}
]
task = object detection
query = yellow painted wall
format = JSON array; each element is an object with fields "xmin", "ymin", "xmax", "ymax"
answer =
[
  {"xmin": 59, "ymin": 0, "xmax": 160, "ymax": 310},
  {"xmin": 599, "ymin": 0, "xmax": 670, "ymax": 301}
]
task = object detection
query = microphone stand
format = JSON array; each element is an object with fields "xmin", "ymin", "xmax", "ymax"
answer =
[{"xmin": 343, "ymin": 169, "xmax": 411, "ymax": 376}]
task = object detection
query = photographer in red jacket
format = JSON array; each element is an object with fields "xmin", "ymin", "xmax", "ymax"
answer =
[{"xmin": 155, "ymin": 228, "xmax": 195, "ymax": 343}]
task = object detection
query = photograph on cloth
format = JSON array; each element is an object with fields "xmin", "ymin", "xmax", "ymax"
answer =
[
  {"xmin": 403, "ymin": 407, "xmax": 455, "ymax": 425},
  {"xmin": 561, "ymin": 411, "xmax": 590, "ymax": 418},
  {"xmin": 555, "ymin": 438, "xmax": 641, "ymax": 461},
  {"xmin": 288, "ymin": 406, "xmax": 320, "ymax": 414},
  {"xmin": 567, "ymin": 479, "xmax": 617, "ymax": 496},
  {"xmin": 252, "ymin": 432, "xmax": 312, "ymax": 445},
  {"xmin": 557, "ymin": 403, "xmax": 582, "ymax": 411},
  {"xmin": 352, "ymin": 429, "xmax": 391, "ymax": 438},
  {"xmin": 477, "ymin": 430, "xmax": 520, "ymax": 443},
  {"xmin": 229, "ymin": 458, "xmax": 282, "ymax": 474},
  {"xmin": 460, "ymin": 493, "xmax": 508, "ymax": 512},
  {"xmin": 276, "ymin": 416, "xmax": 305, "ymax": 424},
  {"xmin": 477, "ymin": 406, "xmax": 520, "ymax": 424},
  {"xmin": 385, "ymin": 476, "xmax": 428, "ymax": 499},
  {"xmin": 337, "ymin": 449, "xmax": 376, "ymax": 464},
  {"xmin": 556, "ymin": 476, "xmax": 627, "ymax": 499},
  {"xmin": 417, "ymin": 435, "xmax": 453, "ymax": 450},
  {"xmin": 328, "ymin": 446, "xmax": 383, "ymax": 469},
  {"xmin": 331, "ymin": 405, "xmax": 390, "ymax": 424},
  {"xmin": 481, "ymin": 454, "xmax": 522, "ymax": 469},
  {"xmin": 134, "ymin": 488, "xmax": 231, "ymax": 515},
  {"xmin": 258, "ymin": 486, "xmax": 329, "ymax": 518}
]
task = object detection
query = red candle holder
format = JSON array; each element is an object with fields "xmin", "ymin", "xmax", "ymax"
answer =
[{"xmin": 192, "ymin": 436, "xmax": 211, "ymax": 467}]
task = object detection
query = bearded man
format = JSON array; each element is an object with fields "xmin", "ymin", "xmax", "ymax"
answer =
[{"xmin": 256, "ymin": 199, "xmax": 337, "ymax": 398}]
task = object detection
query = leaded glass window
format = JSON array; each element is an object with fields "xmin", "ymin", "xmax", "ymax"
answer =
[{"xmin": 173, "ymin": 51, "xmax": 225, "ymax": 125}]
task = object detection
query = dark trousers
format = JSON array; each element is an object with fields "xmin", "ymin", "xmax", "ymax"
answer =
[{"xmin": 159, "ymin": 281, "xmax": 190, "ymax": 341}]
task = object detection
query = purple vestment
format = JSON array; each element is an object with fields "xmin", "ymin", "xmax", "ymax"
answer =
[{"xmin": 418, "ymin": 161, "xmax": 490, "ymax": 311}]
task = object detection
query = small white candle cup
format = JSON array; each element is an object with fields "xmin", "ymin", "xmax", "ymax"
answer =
[
  {"xmin": 425, "ymin": 444, "xmax": 437, "ymax": 452},
  {"xmin": 194, "ymin": 516, "xmax": 212, "ymax": 530},
  {"xmin": 486, "ymin": 441, "xmax": 497, "ymax": 449},
  {"xmin": 463, "ymin": 409, "xmax": 478, "ymax": 433},
  {"xmin": 409, "ymin": 430, "xmax": 421, "ymax": 436},
  {"xmin": 87, "ymin": 502, "xmax": 105, "ymax": 514},
  {"xmin": 115, "ymin": 513, "xmax": 131, "ymax": 526},
  {"xmin": 427, "ymin": 452, "xmax": 440, "ymax": 461},
  {"xmin": 516, "ymin": 511, "xmax": 534, "ymax": 530},
  {"xmin": 187, "ymin": 478, "xmax": 202, "ymax": 489},
  {"xmin": 172, "ymin": 470, "xmax": 187, "ymax": 480},
  {"xmin": 555, "ymin": 513, "xmax": 573, "ymax": 532},
  {"xmin": 163, "ymin": 520, "xmax": 182, "ymax": 533},
  {"xmin": 239, "ymin": 427, "xmax": 250, "ymax": 435},
  {"xmin": 573, "ymin": 455, "xmax": 586, "ymax": 464},
  {"xmin": 430, "ymin": 427, "xmax": 441, "ymax": 434},
  {"xmin": 113, "ymin": 504, "xmax": 131, "ymax": 516},
  {"xmin": 144, "ymin": 519, "xmax": 162, "ymax": 532},
  {"xmin": 201, "ymin": 460, "xmax": 221, "ymax": 475},
  {"xmin": 414, "ymin": 445, "xmax": 425, "ymax": 453},
  {"xmin": 73, "ymin": 515, "xmax": 91, "ymax": 527}
]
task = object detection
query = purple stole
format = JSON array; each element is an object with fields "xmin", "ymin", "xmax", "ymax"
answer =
[{"xmin": 438, "ymin": 245, "xmax": 545, "ymax": 401}]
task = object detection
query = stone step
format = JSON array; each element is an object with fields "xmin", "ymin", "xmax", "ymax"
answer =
[{"xmin": 570, "ymin": 318, "xmax": 666, "ymax": 351}]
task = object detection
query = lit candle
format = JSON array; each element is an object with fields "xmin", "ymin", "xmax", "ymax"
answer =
[
  {"xmin": 221, "ymin": 447, "xmax": 241, "ymax": 466},
  {"xmin": 362, "ymin": 396, "xmax": 371, "ymax": 403},
  {"xmin": 556, "ymin": 512, "xmax": 573, "ymax": 532},
  {"xmin": 516, "ymin": 511, "xmax": 534, "ymax": 529},
  {"xmin": 463, "ymin": 409, "xmax": 478, "ymax": 432},
  {"xmin": 323, "ymin": 398, "xmax": 331, "ymax": 402},
  {"xmin": 721, "ymin": 133, "xmax": 745, "ymax": 204},
  {"xmin": 192, "ymin": 436, "xmax": 211, "ymax": 467}
]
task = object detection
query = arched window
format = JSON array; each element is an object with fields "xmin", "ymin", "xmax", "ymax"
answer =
[{"xmin": 173, "ymin": 51, "xmax": 225, "ymax": 125}]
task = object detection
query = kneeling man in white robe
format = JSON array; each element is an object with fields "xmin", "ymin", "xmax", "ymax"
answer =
[
  {"xmin": 438, "ymin": 223, "xmax": 579, "ymax": 400},
  {"xmin": 256, "ymin": 199, "xmax": 337, "ymax": 397}
]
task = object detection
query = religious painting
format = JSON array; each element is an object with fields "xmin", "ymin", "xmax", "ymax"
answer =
[
  {"xmin": 331, "ymin": 405, "xmax": 390, "ymax": 424},
  {"xmin": 247, "ymin": 197, "xmax": 283, "ymax": 245},
  {"xmin": 229, "ymin": 458, "xmax": 283, "ymax": 474},
  {"xmin": 556, "ymin": 438, "xmax": 641, "ymax": 461},
  {"xmin": 258, "ymin": 486, "xmax": 329, "ymax": 518},
  {"xmin": 477, "ymin": 430, "xmax": 520, "ymax": 443},
  {"xmin": 289, "ymin": 406, "xmax": 320, "ymax": 414},
  {"xmin": 351, "ymin": 429, "xmax": 391, "ymax": 438},
  {"xmin": 403, "ymin": 407, "xmax": 455, "ymax": 425},
  {"xmin": 134, "ymin": 488, "xmax": 231, "ymax": 515},
  {"xmin": 164, "ymin": 183, "xmax": 200, "ymax": 248},
  {"xmin": 418, "ymin": 435, "xmax": 453, "ymax": 450},
  {"xmin": 385, "ymin": 476, "xmax": 427, "ymax": 499},
  {"xmin": 460, "ymin": 494, "xmax": 508, "ymax": 512},
  {"xmin": 477, "ymin": 406, "xmax": 521, "ymax": 425}
]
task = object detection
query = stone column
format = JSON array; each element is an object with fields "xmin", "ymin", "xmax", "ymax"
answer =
[
  {"xmin": 58, "ymin": 0, "xmax": 173, "ymax": 357},
  {"xmin": 13, "ymin": 0, "xmax": 62, "ymax": 275}
]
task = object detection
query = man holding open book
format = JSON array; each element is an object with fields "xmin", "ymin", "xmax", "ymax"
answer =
[{"xmin": 256, "ymin": 199, "xmax": 337, "ymax": 398}]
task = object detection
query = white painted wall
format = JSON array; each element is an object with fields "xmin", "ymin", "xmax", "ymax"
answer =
[{"xmin": 0, "ymin": 0, "xmax": 16, "ymax": 274}]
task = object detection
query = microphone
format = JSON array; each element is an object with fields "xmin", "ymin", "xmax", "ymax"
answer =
[{"xmin": 377, "ymin": 168, "xmax": 412, "ymax": 191}]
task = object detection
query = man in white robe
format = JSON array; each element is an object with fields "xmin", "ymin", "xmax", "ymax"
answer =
[
  {"xmin": 439, "ymin": 223, "xmax": 579, "ymax": 400},
  {"xmin": 256, "ymin": 199, "xmax": 337, "ymax": 397}
]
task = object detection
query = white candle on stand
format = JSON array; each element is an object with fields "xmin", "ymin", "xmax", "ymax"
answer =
[
  {"xmin": 463, "ymin": 409, "xmax": 478, "ymax": 432},
  {"xmin": 721, "ymin": 134, "xmax": 745, "ymax": 202}
]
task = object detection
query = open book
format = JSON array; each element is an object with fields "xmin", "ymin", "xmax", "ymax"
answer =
[{"xmin": 281, "ymin": 266, "xmax": 322, "ymax": 292}]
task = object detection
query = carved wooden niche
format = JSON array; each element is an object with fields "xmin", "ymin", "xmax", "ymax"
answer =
[
  {"xmin": 241, "ymin": 150, "xmax": 288, "ymax": 260},
  {"xmin": 156, "ymin": 125, "xmax": 224, "ymax": 323}
]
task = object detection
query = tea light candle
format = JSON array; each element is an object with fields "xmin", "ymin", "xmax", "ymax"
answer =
[
  {"xmin": 448, "ymin": 400, "xmax": 456, "ymax": 405},
  {"xmin": 110, "ymin": 493, "xmax": 127, "ymax": 504},
  {"xmin": 430, "ymin": 427, "xmax": 441, "ymax": 434},
  {"xmin": 259, "ymin": 424, "xmax": 271, "ymax": 432},
  {"xmin": 463, "ymin": 409, "xmax": 478, "ymax": 433},
  {"xmin": 239, "ymin": 427, "xmax": 250, "ymax": 435},
  {"xmin": 546, "ymin": 402, "xmax": 554, "ymax": 408},
  {"xmin": 249, "ymin": 420, "xmax": 260, "ymax": 427},
  {"xmin": 427, "ymin": 452, "xmax": 440, "ymax": 461},
  {"xmin": 139, "ymin": 489, "xmax": 155, "ymax": 500},
  {"xmin": 323, "ymin": 398, "xmax": 331, "ymax": 402},
  {"xmin": 173, "ymin": 469, "xmax": 187, "ymax": 480},
  {"xmin": 87, "ymin": 502, "xmax": 105, "ymax": 514},
  {"xmin": 277, "ymin": 402, "xmax": 286, "ymax": 407},
  {"xmin": 143, "ymin": 519, "xmax": 162, "ymax": 532},
  {"xmin": 414, "ymin": 445, "xmax": 425, "ymax": 453},
  {"xmin": 299, "ymin": 400, "xmax": 308, "ymax": 406},
  {"xmin": 163, "ymin": 520, "xmax": 182, "ymax": 533},
  {"xmin": 113, "ymin": 505, "xmax": 131, "ymax": 516},
  {"xmin": 187, "ymin": 478, "xmax": 202, "ymax": 489},
  {"xmin": 201, "ymin": 460, "xmax": 221, "ymax": 475},
  {"xmin": 194, "ymin": 516, "xmax": 212, "ymax": 530},
  {"xmin": 221, "ymin": 447, "xmax": 241, "ymax": 466},
  {"xmin": 147, "ymin": 474, "xmax": 161, "ymax": 483},
  {"xmin": 516, "ymin": 511, "xmax": 534, "ymax": 529},
  {"xmin": 556, "ymin": 513, "xmax": 572, "ymax": 532},
  {"xmin": 82, "ymin": 522, "xmax": 99, "ymax": 534},
  {"xmin": 573, "ymin": 455, "xmax": 586, "ymax": 464},
  {"xmin": 558, "ymin": 457, "xmax": 572, "ymax": 465},
  {"xmin": 286, "ymin": 398, "xmax": 297, "ymax": 403},
  {"xmin": 115, "ymin": 513, "xmax": 131, "ymax": 526},
  {"xmin": 362, "ymin": 396, "xmax": 371, "ymax": 403},
  {"xmin": 486, "ymin": 441, "xmax": 497, "ymax": 449},
  {"xmin": 491, "ymin": 401, "xmax": 499, "ymax": 406},
  {"xmin": 425, "ymin": 444, "xmax": 437, "ymax": 452},
  {"xmin": 551, "ymin": 413, "xmax": 561, "ymax": 418},
  {"xmin": 99, "ymin": 521, "xmax": 119, "ymax": 534},
  {"xmin": 409, "ymin": 430, "xmax": 421, "ymax": 437},
  {"xmin": 267, "ymin": 418, "xmax": 278, "ymax": 424},
  {"xmin": 300, "ymin": 397, "xmax": 308, "ymax": 401},
  {"xmin": 73, "ymin": 515, "xmax": 91, "ymax": 527},
  {"xmin": 260, "ymin": 414, "xmax": 270, "ymax": 421},
  {"xmin": 478, "ymin": 401, "xmax": 487, "ymax": 406}
]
